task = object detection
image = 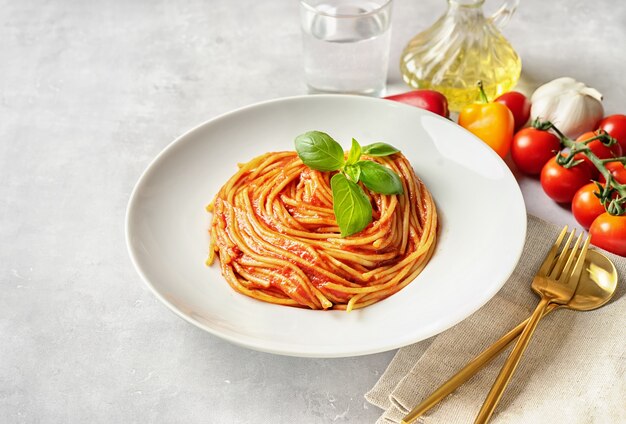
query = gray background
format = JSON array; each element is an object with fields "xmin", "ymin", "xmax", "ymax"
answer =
[{"xmin": 1, "ymin": 0, "xmax": 625, "ymax": 422}]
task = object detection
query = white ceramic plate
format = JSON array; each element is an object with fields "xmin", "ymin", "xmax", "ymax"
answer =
[{"xmin": 126, "ymin": 95, "xmax": 526, "ymax": 358}]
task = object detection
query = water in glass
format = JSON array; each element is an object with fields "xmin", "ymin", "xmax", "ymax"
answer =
[{"xmin": 301, "ymin": 1, "xmax": 391, "ymax": 96}]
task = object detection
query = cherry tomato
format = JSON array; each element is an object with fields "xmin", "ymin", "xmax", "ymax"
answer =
[
  {"xmin": 599, "ymin": 162, "xmax": 626, "ymax": 184},
  {"xmin": 495, "ymin": 91, "xmax": 531, "ymax": 131},
  {"xmin": 589, "ymin": 213, "xmax": 626, "ymax": 256},
  {"xmin": 571, "ymin": 183, "xmax": 606, "ymax": 229},
  {"xmin": 385, "ymin": 90, "xmax": 449, "ymax": 118},
  {"xmin": 510, "ymin": 128, "xmax": 561, "ymax": 174},
  {"xmin": 540, "ymin": 156, "xmax": 593, "ymax": 203},
  {"xmin": 598, "ymin": 114, "xmax": 626, "ymax": 153}
]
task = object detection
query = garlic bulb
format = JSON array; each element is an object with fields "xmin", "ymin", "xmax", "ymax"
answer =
[{"xmin": 530, "ymin": 77, "xmax": 604, "ymax": 139}]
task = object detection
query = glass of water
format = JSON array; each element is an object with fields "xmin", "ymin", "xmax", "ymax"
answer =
[{"xmin": 300, "ymin": 0, "xmax": 393, "ymax": 97}]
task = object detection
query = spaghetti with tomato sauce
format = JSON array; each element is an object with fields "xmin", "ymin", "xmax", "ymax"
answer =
[{"xmin": 206, "ymin": 150, "xmax": 437, "ymax": 311}]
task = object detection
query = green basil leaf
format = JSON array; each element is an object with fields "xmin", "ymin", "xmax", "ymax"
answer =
[
  {"xmin": 295, "ymin": 131, "xmax": 345, "ymax": 171},
  {"xmin": 331, "ymin": 173, "xmax": 372, "ymax": 237},
  {"xmin": 362, "ymin": 142, "xmax": 400, "ymax": 157},
  {"xmin": 346, "ymin": 138, "xmax": 362, "ymax": 166},
  {"xmin": 357, "ymin": 160, "xmax": 404, "ymax": 195},
  {"xmin": 344, "ymin": 164, "xmax": 361, "ymax": 182}
]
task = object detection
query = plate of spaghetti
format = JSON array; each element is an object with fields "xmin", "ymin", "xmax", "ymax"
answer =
[{"xmin": 126, "ymin": 95, "xmax": 526, "ymax": 357}]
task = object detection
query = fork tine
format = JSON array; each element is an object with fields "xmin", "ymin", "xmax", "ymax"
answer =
[
  {"xmin": 538, "ymin": 226, "xmax": 568, "ymax": 276},
  {"xmin": 558, "ymin": 232, "xmax": 584, "ymax": 283},
  {"xmin": 548, "ymin": 229, "xmax": 576, "ymax": 280},
  {"xmin": 561, "ymin": 234, "xmax": 591, "ymax": 285}
]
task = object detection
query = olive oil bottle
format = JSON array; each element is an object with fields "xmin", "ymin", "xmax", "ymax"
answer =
[{"xmin": 400, "ymin": 0, "xmax": 521, "ymax": 111}]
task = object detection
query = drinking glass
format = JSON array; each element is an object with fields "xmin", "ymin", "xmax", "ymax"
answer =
[{"xmin": 300, "ymin": 0, "xmax": 393, "ymax": 97}]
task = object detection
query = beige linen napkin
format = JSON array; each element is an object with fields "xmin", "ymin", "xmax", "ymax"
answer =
[{"xmin": 366, "ymin": 215, "xmax": 626, "ymax": 423}]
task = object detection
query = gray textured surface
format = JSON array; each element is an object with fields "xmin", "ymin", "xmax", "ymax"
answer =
[{"xmin": 1, "ymin": 0, "xmax": 624, "ymax": 423}]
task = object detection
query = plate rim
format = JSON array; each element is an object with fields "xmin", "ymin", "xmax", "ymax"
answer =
[{"xmin": 125, "ymin": 94, "xmax": 527, "ymax": 357}]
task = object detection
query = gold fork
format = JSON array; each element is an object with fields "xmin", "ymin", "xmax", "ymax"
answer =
[{"xmin": 474, "ymin": 228, "xmax": 591, "ymax": 423}]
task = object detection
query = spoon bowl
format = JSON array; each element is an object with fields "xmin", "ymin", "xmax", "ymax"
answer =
[{"xmin": 564, "ymin": 249, "xmax": 618, "ymax": 311}]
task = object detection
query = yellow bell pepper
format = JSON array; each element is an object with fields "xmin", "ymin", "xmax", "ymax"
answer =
[{"xmin": 458, "ymin": 82, "xmax": 515, "ymax": 158}]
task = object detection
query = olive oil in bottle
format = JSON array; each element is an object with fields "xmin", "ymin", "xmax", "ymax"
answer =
[{"xmin": 400, "ymin": 0, "xmax": 521, "ymax": 111}]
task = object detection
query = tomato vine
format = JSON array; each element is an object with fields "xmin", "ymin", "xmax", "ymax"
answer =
[{"xmin": 533, "ymin": 119, "xmax": 626, "ymax": 216}]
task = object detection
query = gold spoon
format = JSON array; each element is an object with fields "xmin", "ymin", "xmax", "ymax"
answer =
[{"xmin": 401, "ymin": 249, "xmax": 618, "ymax": 424}]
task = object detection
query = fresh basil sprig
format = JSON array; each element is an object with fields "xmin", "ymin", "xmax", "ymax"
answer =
[{"xmin": 294, "ymin": 131, "xmax": 403, "ymax": 237}]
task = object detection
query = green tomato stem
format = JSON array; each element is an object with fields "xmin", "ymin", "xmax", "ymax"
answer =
[
  {"xmin": 601, "ymin": 156, "xmax": 626, "ymax": 164},
  {"xmin": 578, "ymin": 134, "xmax": 607, "ymax": 145}
]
